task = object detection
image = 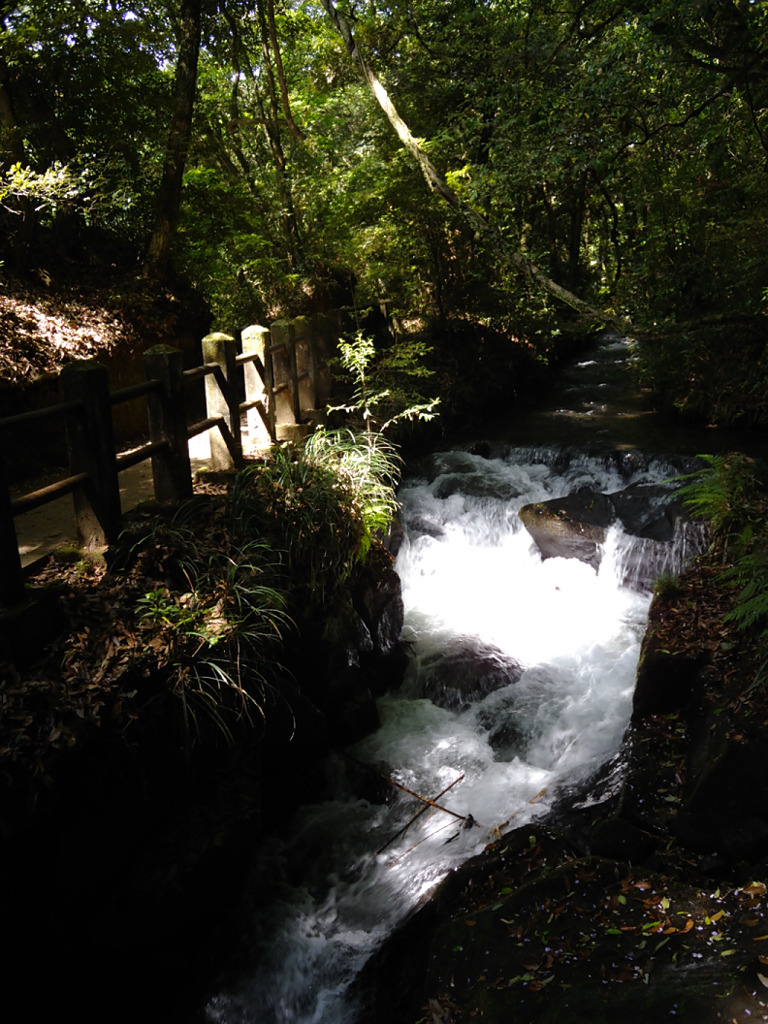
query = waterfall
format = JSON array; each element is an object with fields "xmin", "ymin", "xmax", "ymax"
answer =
[{"xmin": 203, "ymin": 443, "xmax": 699, "ymax": 1024}]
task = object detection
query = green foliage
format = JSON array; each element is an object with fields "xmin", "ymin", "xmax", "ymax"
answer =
[
  {"xmin": 723, "ymin": 550, "xmax": 768, "ymax": 634},
  {"xmin": 4, "ymin": 0, "xmax": 768, "ymax": 424},
  {"xmin": 115, "ymin": 497, "xmax": 290, "ymax": 747},
  {"xmin": 234, "ymin": 418, "xmax": 402, "ymax": 591},
  {"xmin": 0, "ymin": 0, "xmax": 171, "ymax": 257},
  {"xmin": 652, "ymin": 572, "xmax": 681, "ymax": 599},
  {"xmin": 675, "ymin": 453, "xmax": 768, "ymax": 680},
  {"xmin": 303, "ymin": 427, "xmax": 401, "ymax": 561},
  {"xmin": 331, "ymin": 328, "xmax": 440, "ymax": 435},
  {"xmin": 635, "ymin": 323, "xmax": 768, "ymax": 429},
  {"xmin": 233, "ymin": 443, "xmax": 367, "ymax": 601},
  {"xmin": 674, "ymin": 454, "xmax": 767, "ymax": 548},
  {"xmin": 2, "ymin": 163, "xmax": 86, "ymax": 213}
]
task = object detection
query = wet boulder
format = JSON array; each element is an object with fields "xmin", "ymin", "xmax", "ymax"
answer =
[
  {"xmin": 415, "ymin": 637, "xmax": 523, "ymax": 710},
  {"xmin": 518, "ymin": 481, "xmax": 701, "ymax": 581},
  {"xmin": 610, "ymin": 482, "xmax": 687, "ymax": 542},
  {"xmin": 518, "ymin": 487, "xmax": 615, "ymax": 570}
]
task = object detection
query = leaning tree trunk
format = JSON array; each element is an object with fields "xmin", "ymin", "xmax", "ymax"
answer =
[
  {"xmin": 144, "ymin": 0, "xmax": 202, "ymax": 279},
  {"xmin": 265, "ymin": 0, "xmax": 305, "ymax": 142},
  {"xmin": 320, "ymin": 0, "xmax": 628, "ymax": 329}
]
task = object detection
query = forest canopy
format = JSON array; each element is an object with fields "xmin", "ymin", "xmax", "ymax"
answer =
[{"xmin": 1, "ymin": 0, "xmax": 767, "ymax": 424}]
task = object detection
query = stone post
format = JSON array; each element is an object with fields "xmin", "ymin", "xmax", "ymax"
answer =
[
  {"xmin": 292, "ymin": 315, "xmax": 318, "ymax": 416},
  {"xmin": 143, "ymin": 345, "xmax": 193, "ymax": 502},
  {"xmin": 311, "ymin": 313, "xmax": 334, "ymax": 408},
  {"xmin": 61, "ymin": 360, "xmax": 121, "ymax": 551},
  {"xmin": 202, "ymin": 332, "xmax": 241, "ymax": 470},
  {"xmin": 269, "ymin": 319, "xmax": 300, "ymax": 427},
  {"xmin": 241, "ymin": 324, "xmax": 275, "ymax": 447}
]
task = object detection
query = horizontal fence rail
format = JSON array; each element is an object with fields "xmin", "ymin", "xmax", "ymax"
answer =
[{"xmin": 0, "ymin": 314, "xmax": 339, "ymax": 607}]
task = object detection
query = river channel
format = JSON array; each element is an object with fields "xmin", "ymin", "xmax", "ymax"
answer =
[{"xmin": 202, "ymin": 334, "xmax": 738, "ymax": 1024}]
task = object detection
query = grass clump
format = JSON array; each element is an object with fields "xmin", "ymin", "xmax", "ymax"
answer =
[{"xmin": 110, "ymin": 495, "xmax": 291, "ymax": 748}]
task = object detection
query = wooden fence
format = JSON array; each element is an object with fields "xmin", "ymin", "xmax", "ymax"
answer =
[{"xmin": 0, "ymin": 313, "xmax": 338, "ymax": 607}]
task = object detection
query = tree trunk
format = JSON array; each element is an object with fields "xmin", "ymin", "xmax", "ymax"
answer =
[
  {"xmin": 266, "ymin": 0, "xmax": 305, "ymax": 142},
  {"xmin": 320, "ymin": 0, "xmax": 628, "ymax": 329},
  {"xmin": 255, "ymin": 0, "xmax": 301, "ymax": 267},
  {"xmin": 144, "ymin": 0, "xmax": 202, "ymax": 279}
]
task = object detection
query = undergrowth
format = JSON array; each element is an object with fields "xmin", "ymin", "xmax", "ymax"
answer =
[
  {"xmin": 110, "ymin": 495, "xmax": 291, "ymax": 749},
  {"xmin": 110, "ymin": 424, "xmax": 404, "ymax": 750},
  {"xmin": 675, "ymin": 452, "xmax": 768, "ymax": 687}
]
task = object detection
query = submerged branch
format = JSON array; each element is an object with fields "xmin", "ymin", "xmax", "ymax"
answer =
[{"xmin": 376, "ymin": 772, "xmax": 465, "ymax": 855}]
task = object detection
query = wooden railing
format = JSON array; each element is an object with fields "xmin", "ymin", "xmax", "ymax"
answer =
[{"xmin": 0, "ymin": 313, "xmax": 338, "ymax": 607}]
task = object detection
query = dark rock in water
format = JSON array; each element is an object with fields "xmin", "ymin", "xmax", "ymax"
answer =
[
  {"xmin": 486, "ymin": 717, "xmax": 527, "ymax": 761},
  {"xmin": 324, "ymin": 666, "xmax": 381, "ymax": 745},
  {"xmin": 606, "ymin": 448, "xmax": 652, "ymax": 478},
  {"xmin": 518, "ymin": 478, "xmax": 701, "ymax": 585},
  {"xmin": 400, "ymin": 511, "xmax": 445, "ymax": 541},
  {"xmin": 434, "ymin": 471, "xmax": 528, "ymax": 502},
  {"xmin": 610, "ymin": 481, "xmax": 686, "ymax": 542},
  {"xmin": 416, "ymin": 637, "xmax": 523, "ymax": 710},
  {"xmin": 382, "ymin": 516, "xmax": 405, "ymax": 558},
  {"xmin": 518, "ymin": 487, "xmax": 615, "ymax": 570},
  {"xmin": 299, "ymin": 543, "xmax": 407, "ymax": 746},
  {"xmin": 353, "ymin": 553, "xmax": 405, "ymax": 659},
  {"xmin": 633, "ymin": 645, "xmax": 707, "ymax": 719},
  {"xmin": 468, "ymin": 440, "xmax": 493, "ymax": 459}
]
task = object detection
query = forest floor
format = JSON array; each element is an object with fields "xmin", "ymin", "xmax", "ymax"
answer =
[{"xmin": 0, "ymin": 270, "xmax": 208, "ymax": 386}]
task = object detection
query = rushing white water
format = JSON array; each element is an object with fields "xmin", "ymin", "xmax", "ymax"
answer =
[{"xmin": 204, "ymin": 444, "xmax": 698, "ymax": 1024}]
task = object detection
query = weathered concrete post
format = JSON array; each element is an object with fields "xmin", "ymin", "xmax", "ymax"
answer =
[
  {"xmin": 202, "ymin": 332, "xmax": 241, "ymax": 470},
  {"xmin": 269, "ymin": 319, "xmax": 300, "ymax": 431},
  {"xmin": 61, "ymin": 361, "xmax": 121, "ymax": 551},
  {"xmin": 241, "ymin": 324, "xmax": 275, "ymax": 448},
  {"xmin": 292, "ymin": 315, "xmax": 318, "ymax": 417},
  {"xmin": 0, "ymin": 460, "xmax": 25, "ymax": 606},
  {"xmin": 311, "ymin": 312, "xmax": 334, "ymax": 409},
  {"xmin": 143, "ymin": 345, "xmax": 193, "ymax": 502}
]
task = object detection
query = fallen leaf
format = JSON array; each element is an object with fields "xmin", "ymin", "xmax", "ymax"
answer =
[{"xmin": 742, "ymin": 882, "xmax": 767, "ymax": 897}]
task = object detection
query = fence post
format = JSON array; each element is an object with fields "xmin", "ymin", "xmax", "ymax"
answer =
[
  {"xmin": 143, "ymin": 345, "xmax": 193, "ymax": 503},
  {"xmin": 292, "ymin": 315, "xmax": 318, "ymax": 417},
  {"xmin": 61, "ymin": 361, "xmax": 121, "ymax": 551},
  {"xmin": 269, "ymin": 319, "xmax": 300, "ymax": 428},
  {"xmin": 241, "ymin": 324, "xmax": 275, "ymax": 447},
  {"xmin": 0, "ymin": 460, "xmax": 25, "ymax": 606},
  {"xmin": 202, "ymin": 332, "xmax": 241, "ymax": 471},
  {"xmin": 311, "ymin": 313, "xmax": 334, "ymax": 408}
]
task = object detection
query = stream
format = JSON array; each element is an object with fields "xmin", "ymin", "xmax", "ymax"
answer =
[{"xmin": 203, "ymin": 335, "xmax": 719, "ymax": 1024}]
